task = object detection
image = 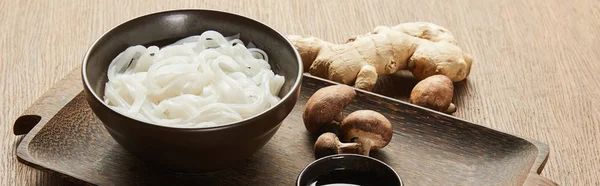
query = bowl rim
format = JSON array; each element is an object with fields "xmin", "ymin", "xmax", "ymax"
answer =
[
  {"xmin": 295, "ymin": 154, "xmax": 403, "ymax": 186},
  {"xmin": 82, "ymin": 9, "xmax": 303, "ymax": 131}
]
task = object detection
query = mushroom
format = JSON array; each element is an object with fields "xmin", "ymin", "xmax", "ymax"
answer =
[
  {"xmin": 409, "ymin": 75, "xmax": 456, "ymax": 113},
  {"xmin": 303, "ymin": 84, "xmax": 356, "ymax": 134},
  {"xmin": 339, "ymin": 110, "xmax": 393, "ymax": 156},
  {"xmin": 313, "ymin": 132, "xmax": 363, "ymax": 159}
]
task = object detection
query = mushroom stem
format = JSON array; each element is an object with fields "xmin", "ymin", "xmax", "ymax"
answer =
[
  {"xmin": 339, "ymin": 110, "xmax": 394, "ymax": 156},
  {"xmin": 338, "ymin": 142, "xmax": 362, "ymax": 154},
  {"xmin": 445, "ymin": 103, "xmax": 457, "ymax": 114},
  {"xmin": 314, "ymin": 132, "xmax": 363, "ymax": 158},
  {"xmin": 354, "ymin": 138, "xmax": 374, "ymax": 156}
]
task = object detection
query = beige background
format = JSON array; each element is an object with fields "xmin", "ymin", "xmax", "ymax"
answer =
[{"xmin": 2, "ymin": 0, "xmax": 599, "ymax": 185}]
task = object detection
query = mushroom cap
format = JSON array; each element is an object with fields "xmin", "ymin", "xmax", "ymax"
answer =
[
  {"xmin": 339, "ymin": 110, "xmax": 393, "ymax": 150},
  {"xmin": 409, "ymin": 75, "xmax": 454, "ymax": 112},
  {"xmin": 303, "ymin": 84, "xmax": 356, "ymax": 133},
  {"xmin": 314, "ymin": 132, "xmax": 341, "ymax": 158}
]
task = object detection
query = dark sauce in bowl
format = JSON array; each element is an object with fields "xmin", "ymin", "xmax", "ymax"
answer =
[
  {"xmin": 297, "ymin": 154, "xmax": 402, "ymax": 186},
  {"xmin": 308, "ymin": 170, "xmax": 386, "ymax": 186}
]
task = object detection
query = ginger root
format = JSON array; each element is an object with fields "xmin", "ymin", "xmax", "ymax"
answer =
[{"xmin": 288, "ymin": 22, "xmax": 473, "ymax": 91}]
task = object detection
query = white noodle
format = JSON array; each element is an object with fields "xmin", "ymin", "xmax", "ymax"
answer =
[{"xmin": 104, "ymin": 30, "xmax": 285, "ymax": 128}]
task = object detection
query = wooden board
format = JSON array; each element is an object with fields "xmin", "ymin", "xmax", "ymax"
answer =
[
  {"xmin": 6, "ymin": 1, "xmax": 600, "ymax": 185},
  {"xmin": 13, "ymin": 68, "xmax": 555, "ymax": 185}
]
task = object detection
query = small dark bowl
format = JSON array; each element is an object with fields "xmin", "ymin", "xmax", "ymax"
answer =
[
  {"xmin": 296, "ymin": 154, "xmax": 403, "ymax": 186},
  {"xmin": 82, "ymin": 9, "xmax": 302, "ymax": 172}
]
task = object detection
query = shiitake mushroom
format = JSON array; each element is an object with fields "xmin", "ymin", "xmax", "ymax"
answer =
[
  {"xmin": 302, "ymin": 84, "xmax": 356, "ymax": 134},
  {"xmin": 314, "ymin": 110, "xmax": 393, "ymax": 158},
  {"xmin": 304, "ymin": 85, "xmax": 393, "ymax": 158}
]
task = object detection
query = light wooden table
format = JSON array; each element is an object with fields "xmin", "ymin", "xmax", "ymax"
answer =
[{"xmin": 2, "ymin": 0, "xmax": 598, "ymax": 185}]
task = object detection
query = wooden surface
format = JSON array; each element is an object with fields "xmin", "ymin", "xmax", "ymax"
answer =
[
  {"xmin": 2, "ymin": 0, "xmax": 599, "ymax": 185},
  {"xmin": 14, "ymin": 70, "xmax": 549, "ymax": 185}
]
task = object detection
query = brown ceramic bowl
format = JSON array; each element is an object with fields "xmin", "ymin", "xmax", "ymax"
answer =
[{"xmin": 82, "ymin": 9, "xmax": 302, "ymax": 172}]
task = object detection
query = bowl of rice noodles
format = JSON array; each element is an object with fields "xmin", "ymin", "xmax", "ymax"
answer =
[{"xmin": 82, "ymin": 9, "xmax": 303, "ymax": 172}]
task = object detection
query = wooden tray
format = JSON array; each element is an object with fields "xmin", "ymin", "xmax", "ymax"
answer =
[{"xmin": 13, "ymin": 68, "xmax": 556, "ymax": 186}]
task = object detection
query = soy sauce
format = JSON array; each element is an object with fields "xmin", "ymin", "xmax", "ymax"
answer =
[{"xmin": 308, "ymin": 169, "xmax": 396, "ymax": 186}]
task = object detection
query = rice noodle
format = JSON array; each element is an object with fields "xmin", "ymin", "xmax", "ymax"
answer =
[{"xmin": 104, "ymin": 30, "xmax": 285, "ymax": 128}]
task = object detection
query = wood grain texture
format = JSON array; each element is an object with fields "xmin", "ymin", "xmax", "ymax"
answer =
[
  {"xmin": 15, "ymin": 72, "xmax": 549, "ymax": 185},
  {"xmin": 524, "ymin": 173, "xmax": 559, "ymax": 186},
  {"xmin": 2, "ymin": 0, "xmax": 598, "ymax": 185}
]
